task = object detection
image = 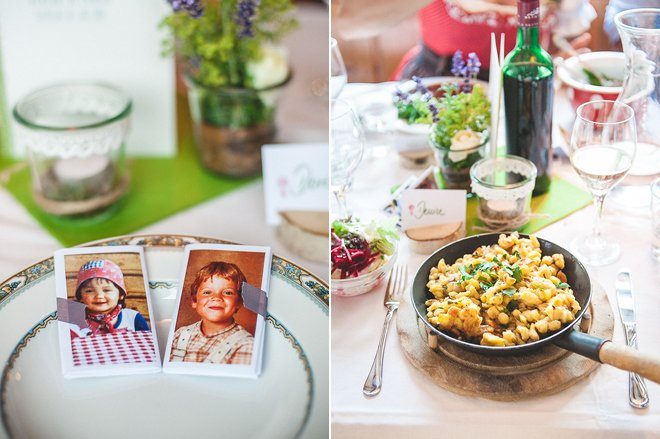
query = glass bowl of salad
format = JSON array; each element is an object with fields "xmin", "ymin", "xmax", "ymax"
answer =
[{"xmin": 331, "ymin": 217, "xmax": 399, "ymax": 297}]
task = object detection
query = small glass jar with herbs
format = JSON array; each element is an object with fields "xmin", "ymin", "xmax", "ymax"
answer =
[
  {"xmin": 163, "ymin": 0, "xmax": 297, "ymax": 177},
  {"xmin": 428, "ymin": 52, "xmax": 490, "ymax": 191},
  {"xmin": 393, "ymin": 52, "xmax": 491, "ymax": 191},
  {"xmin": 428, "ymin": 82, "xmax": 490, "ymax": 191}
]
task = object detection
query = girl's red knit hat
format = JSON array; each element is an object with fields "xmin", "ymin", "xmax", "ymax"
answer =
[{"xmin": 75, "ymin": 259, "xmax": 127, "ymax": 298}]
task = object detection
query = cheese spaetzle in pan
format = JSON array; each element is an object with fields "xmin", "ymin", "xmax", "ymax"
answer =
[{"xmin": 425, "ymin": 232, "xmax": 581, "ymax": 346}]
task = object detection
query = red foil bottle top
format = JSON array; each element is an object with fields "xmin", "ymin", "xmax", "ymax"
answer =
[{"xmin": 518, "ymin": 0, "xmax": 540, "ymax": 28}]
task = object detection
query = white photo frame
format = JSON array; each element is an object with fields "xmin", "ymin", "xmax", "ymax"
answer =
[
  {"xmin": 163, "ymin": 244, "xmax": 272, "ymax": 378},
  {"xmin": 54, "ymin": 246, "xmax": 161, "ymax": 379}
]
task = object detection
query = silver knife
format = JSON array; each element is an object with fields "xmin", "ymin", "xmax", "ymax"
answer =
[{"xmin": 616, "ymin": 270, "xmax": 649, "ymax": 409}]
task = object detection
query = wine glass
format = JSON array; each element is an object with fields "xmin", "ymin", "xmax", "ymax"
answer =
[
  {"xmin": 331, "ymin": 38, "xmax": 347, "ymax": 99},
  {"xmin": 331, "ymin": 99, "xmax": 364, "ymax": 218},
  {"xmin": 569, "ymin": 100, "xmax": 637, "ymax": 266}
]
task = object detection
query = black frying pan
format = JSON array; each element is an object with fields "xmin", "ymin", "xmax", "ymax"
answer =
[{"xmin": 411, "ymin": 233, "xmax": 660, "ymax": 384}]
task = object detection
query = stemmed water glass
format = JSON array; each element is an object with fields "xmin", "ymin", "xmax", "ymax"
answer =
[
  {"xmin": 331, "ymin": 38, "xmax": 347, "ymax": 99},
  {"xmin": 331, "ymin": 99, "xmax": 364, "ymax": 218},
  {"xmin": 569, "ymin": 100, "xmax": 637, "ymax": 266}
]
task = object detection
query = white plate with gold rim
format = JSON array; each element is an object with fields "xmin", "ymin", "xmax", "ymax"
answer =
[{"xmin": 0, "ymin": 235, "xmax": 328, "ymax": 439}]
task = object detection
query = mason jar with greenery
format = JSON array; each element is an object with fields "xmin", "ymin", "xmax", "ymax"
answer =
[
  {"xmin": 163, "ymin": 0, "xmax": 297, "ymax": 176},
  {"xmin": 393, "ymin": 52, "xmax": 492, "ymax": 191},
  {"xmin": 428, "ymin": 82, "xmax": 491, "ymax": 191}
]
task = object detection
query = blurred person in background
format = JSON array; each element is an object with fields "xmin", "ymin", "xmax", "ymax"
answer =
[
  {"xmin": 604, "ymin": 0, "xmax": 660, "ymax": 45},
  {"xmin": 333, "ymin": 0, "xmax": 596, "ymax": 80}
]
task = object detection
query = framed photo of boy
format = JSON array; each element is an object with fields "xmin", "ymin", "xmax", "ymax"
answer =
[
  {"xmin": 54, "ymin": 246, "xmax": 161, "ymax": 379},
  {"xmin": 163, "ymin": 244, "xmax": 272, "ymax": 378}
]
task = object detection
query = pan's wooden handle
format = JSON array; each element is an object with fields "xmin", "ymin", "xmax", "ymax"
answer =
[{"xmin": 600, "ymin": 341, "xmax": 660, "ymax": 384}]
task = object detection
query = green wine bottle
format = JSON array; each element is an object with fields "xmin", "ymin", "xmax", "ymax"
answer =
[{"xmin": 502, "ymin": 0, "xmax": 554, "ymax": 195}]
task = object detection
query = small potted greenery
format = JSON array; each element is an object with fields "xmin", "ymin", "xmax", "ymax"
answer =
[
  {"xmin": 429, "ymin": 52, "xmax": 490, "ymax": 190},
  {"xmin": 393, "ymin": 52, "xmax": 491, "ymax": 189},
  {"xmin": 163, "ymin": 0, "xmax": 297, "ymax": 176},
  {"xmin": 391, "ymin": 77, "xmax": 442, "ymax": 169}
]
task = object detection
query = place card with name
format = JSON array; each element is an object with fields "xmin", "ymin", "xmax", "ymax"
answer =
[
  {"xmin": 261, "ymin": 143, "xmax": 329, "ymax": 225},
  {"xmin": 400, "ymin": 189, "xmax": 466, "ymax": 230}
]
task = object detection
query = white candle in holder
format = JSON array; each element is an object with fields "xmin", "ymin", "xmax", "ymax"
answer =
[
  {"xmin": 53, "ymin": 156, "xmax": 111, "ymax": 183},
  {"xmin": 487, "ymin": 199, "xmax": 519, "ymax": 213}
]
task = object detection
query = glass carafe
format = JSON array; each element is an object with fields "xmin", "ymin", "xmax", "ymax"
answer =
[{"xmin": 610, "ymin": 8, "xmax": 660, "ymax": 207}]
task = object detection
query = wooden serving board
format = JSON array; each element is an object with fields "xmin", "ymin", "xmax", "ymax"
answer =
[{"xmin": 397, "ymin": 282, "xmax": 615, "ymax": 401}]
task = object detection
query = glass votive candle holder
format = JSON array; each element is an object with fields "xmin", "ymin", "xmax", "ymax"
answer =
[
  {"xmin": 13, "ymin": 83, "xmax": 132, "ymax": 216},
  {"xmin": 470, "ymin": 155, "xmax": 537, "ymax": 230}
]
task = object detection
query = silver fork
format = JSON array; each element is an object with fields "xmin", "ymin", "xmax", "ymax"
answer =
[{"xmin": 363, "ymin": 264, "xmax": 408, "ymax": 397}]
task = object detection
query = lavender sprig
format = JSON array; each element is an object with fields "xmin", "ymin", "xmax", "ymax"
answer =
[
  {"xmin": 393, "ymin": 89, "xmax": 411, "ymax": 104},
  {"xmin": 412, "ymin": 75, "xmax": 436, "ymax": 104},
  {"xmin": 236, "ymin": 0, "xmax": 261, "ymax": 38},
  {"xmin": 167, "ymin": 0, "xmax": 204, "ymax": 18},
  {"xmin": 428, "ymin": 102, "xmax": 439, "ymax": 123},
  {"xmin": 451, "ymin": 50, "xmax": 466, "ymax": 77},
  {"xmin": 393, "ymin": 78, "xmax": 439, "ymax": 124},
  {"xmin": 450, "ymin": 51, "xmax": 481, "ymax": 93},
  {"xmin": 465, "ymin": 52, "xmax": 481, "ymax": 78},
  {"xmin": 412, "ymin": 76, "xmax": 430, "ymax": 96}
]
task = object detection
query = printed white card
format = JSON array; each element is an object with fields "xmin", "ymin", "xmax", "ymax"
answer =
[
  {"xmin": 163, "ymin": 244, "xmax": 271, "ymax": 379},
  {"xmin": 0, "ymin": 0, "xmax": 176, "ymax": 158},
  {"xmin": 262, "ymin": 143, "xmax": 329, "ymax": 225},
  {"xmin": 400, "ymin": 189, "xmax": 467, "ymax": 230},
  {"xmin": 54, "ymin": 246, "xmax": 161, "ymax": 379}
]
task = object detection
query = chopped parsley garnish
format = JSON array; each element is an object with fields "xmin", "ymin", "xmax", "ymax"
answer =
[
  {"xmin": 477, "ymin": 272, "xmax": 491, "ymax": 282},
  {"xmin": 472, "ymin": 261, "xmax": 497, "ymax": 280},
  {"xmin": 504, "ymin": 265, "xmax": 523, "ymax": 283},
  {"xmin": 459, "ymin": 265, "xmax": 472, "ymax": 281},
  {"xmin": 502, "ymin": 288, "xmax": 516, "ymax": 297},
  {"xmin": 511, "ymin": 266, "xmax": 523, "ymax": 282},
  {"xmin": 475, "ymin": 261, "xmax": 495, "ymax": 272},
  {"xmin": 480, "ymin": 282, "xmax": 493, "ymax": 292},
  {"xmin": 557, "ymin": 282, "xmax": 570, "ymax": 289}
]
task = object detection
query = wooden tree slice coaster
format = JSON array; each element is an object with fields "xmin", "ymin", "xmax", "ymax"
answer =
[
  {"xmin": 405, "ymin": 222, "xmax": 466, "ymax": 255},
  {"xmin": 33, "ymin": 176, "xmax": 129, "ymax": 216},
  {"xmin": 277, "ymin": 211, "xmax": 328, "ymax": 263},
  {"xmin": 397, "ymin": 282, "xmax": 614, "ymax": 401},
  {"xmin": 280, "ymin": 211, "xmax": 328, "ymax": 236}
]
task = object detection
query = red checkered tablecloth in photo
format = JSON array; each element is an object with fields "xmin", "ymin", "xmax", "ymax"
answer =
[{"xmin": 71, "ymin": 330, "xmax": 157, "ymax": 366}]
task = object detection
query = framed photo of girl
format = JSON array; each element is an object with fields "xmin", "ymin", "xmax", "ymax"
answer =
[
  {"xmin": 163, "ymin": 244, "xmax": 272, "ymax": 378},
  {"xmin": 54, "ymin": 246, "xmax": 161, "ymax": 379}
]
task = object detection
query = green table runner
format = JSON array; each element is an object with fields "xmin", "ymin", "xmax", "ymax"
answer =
[
  {"xmin": 0, "ymin": 99, "xmax": 256, "ymax": 247},
  {"xmin": 466, "ymin": 177, "xmax": 592, "ymax": 235},
  {"xmin": 428, "ymin": 171, "xmax": 592, "ymax": 235}
]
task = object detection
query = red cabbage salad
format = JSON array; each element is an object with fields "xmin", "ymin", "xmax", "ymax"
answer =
[{"xmin": 331, "ymin": 218, "xmax": 399, "ymax": 279}]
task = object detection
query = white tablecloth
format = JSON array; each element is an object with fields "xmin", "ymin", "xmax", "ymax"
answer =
[
  {"xmin": 0, "ymin": 4, "xmax": 329, "ymax": 284},
  {"xmin": 332, "ymin": 83, "xmax": 660, "ymax": 438}
]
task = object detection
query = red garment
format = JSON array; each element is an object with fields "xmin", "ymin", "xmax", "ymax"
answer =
[
  {"xmin": 392, "ymin": 1, "xmax": 553, "ymax": 80},
  {"xmin": 86, "ymin": 305, "xmax": 123, "ymax": 336},
  {"xmin": 420, "ymin": 1, "xmax": 518, "ymax": 67}
]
